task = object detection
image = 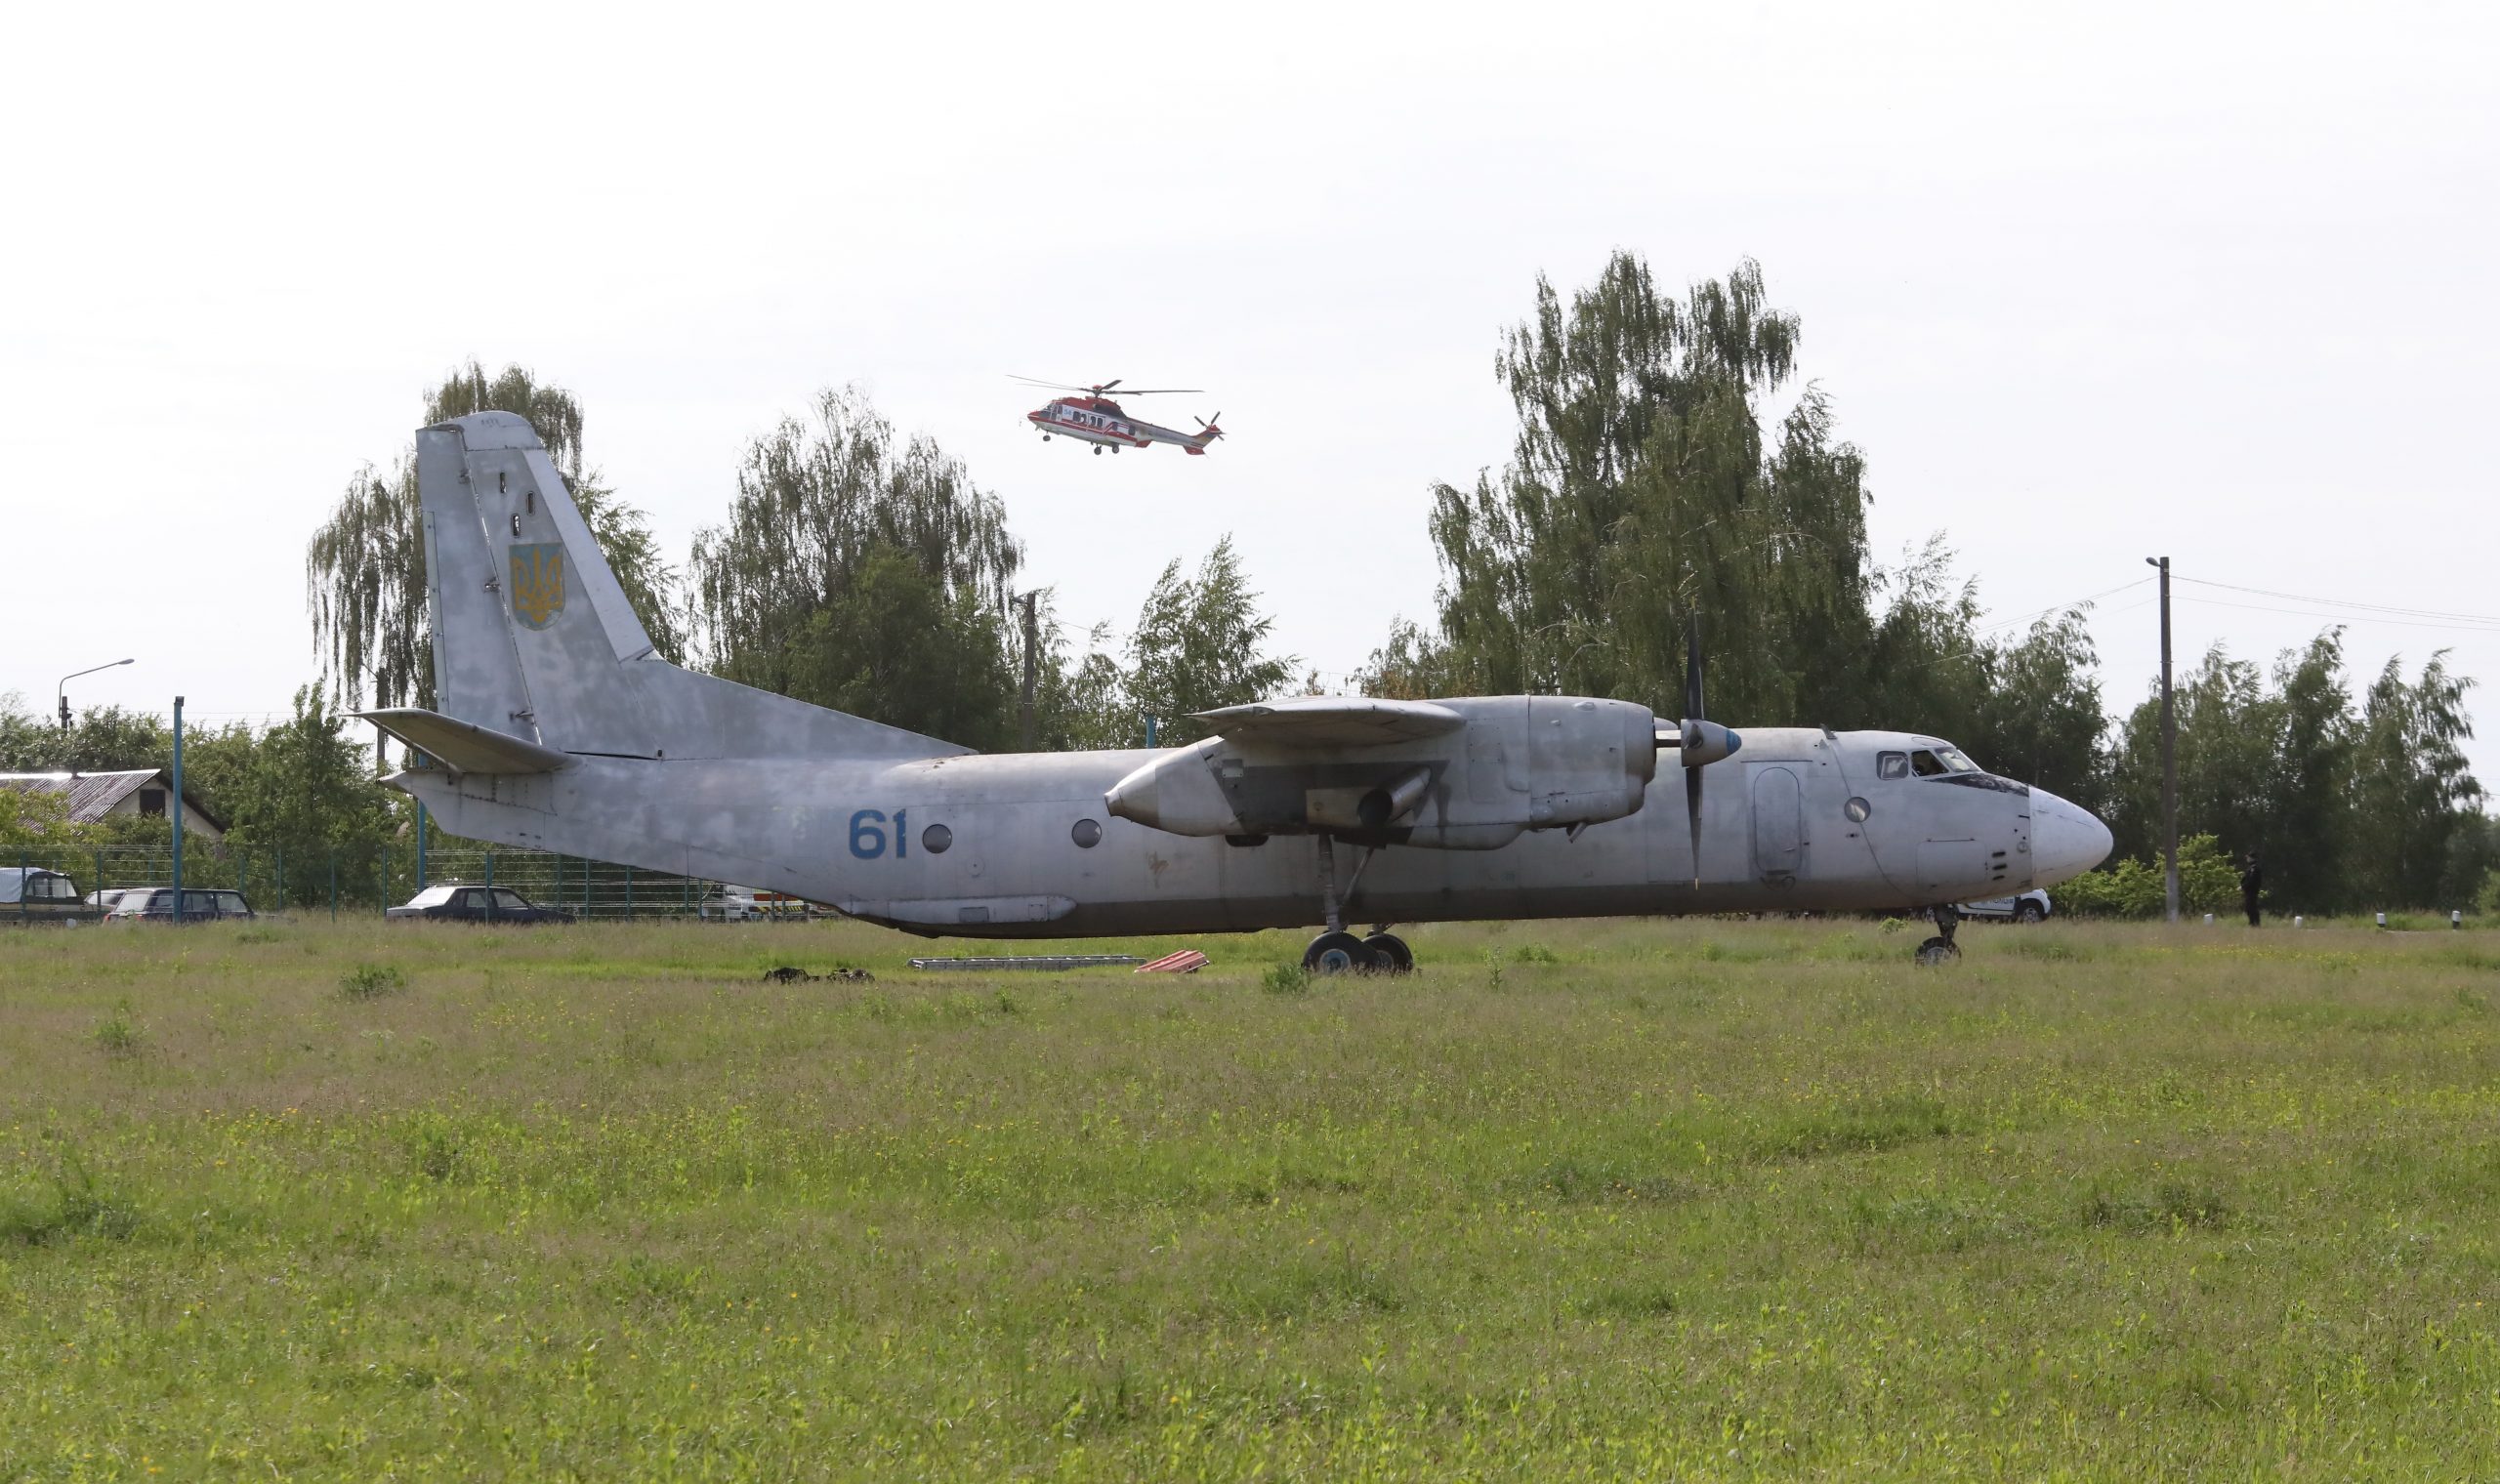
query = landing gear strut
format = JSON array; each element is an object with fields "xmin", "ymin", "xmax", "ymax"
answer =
[
  {"xmin": 1914, "ymin": 903, "xmax": 1962, "ymax": 966},
  {"xmin": 1298, "ymin": 839, "xmax": 1413, "ymax": 974}
]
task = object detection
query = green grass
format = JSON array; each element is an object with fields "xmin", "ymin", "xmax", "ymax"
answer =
[{"xmin": 4, "ymin": 914, "xmax": 2500, "ymax": 1479}]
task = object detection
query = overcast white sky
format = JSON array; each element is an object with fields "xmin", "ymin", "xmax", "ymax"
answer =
[{"xmin": 4, "ymin": 2, "xmax": 2493, "ymax": 783}]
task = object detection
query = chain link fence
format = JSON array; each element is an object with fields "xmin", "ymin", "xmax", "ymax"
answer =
[{"xmin": 1, "ymin": 842, "xmax": 775, "ymax": 923}]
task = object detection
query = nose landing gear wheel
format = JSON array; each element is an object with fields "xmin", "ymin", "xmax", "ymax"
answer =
[
  {"xmin": 1093, "ymin": 446, "xmax": 1104, "ymax": 456},
  {"xmin": 1912, "ymin": 903, "xmax": 1963, "ymax": 966},
  {"xmin": 1304, "ymin": 930, "xmax": 1376, "ymax": 974},
  {"xmin": 1362, "ymin": 931, "xmax": 1414, "ymax": 973}
]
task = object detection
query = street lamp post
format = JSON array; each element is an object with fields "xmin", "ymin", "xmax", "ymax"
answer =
[{"xmin": 57, "ymin": 658, "xmax": 135, "ymax": 732}]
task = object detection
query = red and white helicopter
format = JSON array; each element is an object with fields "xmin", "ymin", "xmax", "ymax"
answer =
[{"xmin": 1014, "ymin": 375, "xmax": 1225, "ymax": 456}]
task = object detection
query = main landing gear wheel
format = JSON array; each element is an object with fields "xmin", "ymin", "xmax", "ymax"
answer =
[
  {"xmin": 1363, "ymin": 931, "xmax": 1414, "ymax": 974},
  {"xmin": 1092, "ymin": 445, "xmax": 1104, "ymax": 455},
  {"xmin": 1304, "ymin": 931, "xmax": 1374, "ymax": 974},
  {"xmin": 1913, "ymin": 903, "xmax": 1963, "ymax": 966}
]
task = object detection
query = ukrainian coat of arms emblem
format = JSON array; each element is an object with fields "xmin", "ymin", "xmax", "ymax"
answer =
[{"xmin": 509, "ymin": 544, "xmax": 566, "ymax": 630}]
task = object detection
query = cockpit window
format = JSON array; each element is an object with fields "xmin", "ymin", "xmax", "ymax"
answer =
[
  {"xmin": 1910, "ymin": 747, "xmax": 1980, "ymax": 777},
  {"xmin": 1877, "ymin": 751, "xmax": 1908, "ymax": 780}
]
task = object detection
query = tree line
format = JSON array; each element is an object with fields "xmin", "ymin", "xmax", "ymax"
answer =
[
  {"xmin": 7, "ymin": 257, "xmax": 2490, "ymax": 915},
  {"xmin": 0, "ymin": 687, "xmax": 396, "ymax": 906},
  {"xmin": 1368, "ymin": 254, "xmax": 2490, "ymax": 913}
]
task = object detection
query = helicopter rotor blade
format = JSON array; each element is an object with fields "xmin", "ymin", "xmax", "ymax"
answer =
[
  {"xmin": 1096, "ymin": 388, "xmax": 1203, "ymax": 395},
  {"xmin": 1008, "ymin": 374, "xmax": 1094, "ymax": 392}
]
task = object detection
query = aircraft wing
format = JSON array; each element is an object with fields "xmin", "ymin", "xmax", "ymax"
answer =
[{"xmin": 1190, "ymin": 697, "xmax": 1467, "ymax": 748}]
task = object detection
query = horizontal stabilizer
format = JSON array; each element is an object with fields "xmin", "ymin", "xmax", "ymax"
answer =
[
  {"xmin": 1192, "ymin": 697, "xmax": 1466, "ymax": 748},
  {"xmin": 357, "ymin": 709, "xmax": 572, "ymax": 775}
]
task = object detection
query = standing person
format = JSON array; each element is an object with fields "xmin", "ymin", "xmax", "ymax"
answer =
[{"xmin": 2240, "ymin": 852, "xmax": 2263, "ymax": 928}]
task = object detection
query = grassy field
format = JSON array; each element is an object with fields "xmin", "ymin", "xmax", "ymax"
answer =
[{"xmin": 5, "ymin": 916, "xmax": 2500, "ymax": 1481}]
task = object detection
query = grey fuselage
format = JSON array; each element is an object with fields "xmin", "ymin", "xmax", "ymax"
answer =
[{"xmin": 402, "ymin": 727, "xmax": 2079, "ymax": 938}]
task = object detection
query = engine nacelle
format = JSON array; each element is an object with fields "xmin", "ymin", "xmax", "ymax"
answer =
[{"xmin": 1104, "ymin": 695, "xmax": 1659, "ymax": 848}]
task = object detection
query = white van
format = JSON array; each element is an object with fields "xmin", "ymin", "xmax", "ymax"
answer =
[
  {"xmin": 697, "ymin": 886, "xmax": 763, "ymax": 922},
  {"xmin": 1959, "ymin": 888, "xmax": 2053, "ymax": 923}
]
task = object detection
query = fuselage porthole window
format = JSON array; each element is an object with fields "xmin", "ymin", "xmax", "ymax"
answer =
[
  {"xmin": 1877, "ymin": 751, "xmax": 1908, "ymax": 781},
  {"xmin": 1071, "ymin": 818, "xmax": 1104, "ymax": 848},
  {"xmin": 922, "ymin": 823, "xmax": 953, "ymax": 854}
]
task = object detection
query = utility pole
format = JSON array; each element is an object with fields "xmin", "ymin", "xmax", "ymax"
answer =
[
  {"xmin": 1017, "ymin": 592, "xmax": 1040, "ymax": 751},
  {"xmin": 2145, "ymin": 556, "xmax": 2179, "ymax": 923},
  {"xmin": 171, "ymin": 695, "xmax": 187, "ymax": 925}
]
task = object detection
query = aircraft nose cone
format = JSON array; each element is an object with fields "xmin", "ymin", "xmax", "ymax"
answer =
[{"xmin": 2031, "ymin": 787, "xmax": 2113, "ymax": 887}]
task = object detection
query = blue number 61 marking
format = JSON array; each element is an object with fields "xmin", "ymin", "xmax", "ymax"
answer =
[{"xmin": 849, "ymin": 808, "xmax": 909, "ymax": 859}]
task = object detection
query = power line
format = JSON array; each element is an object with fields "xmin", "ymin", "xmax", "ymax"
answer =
[
  {"xmin": 1973, "ymin": 576, "xmax": 2153, "ymax": 637},
  {"xmin": 2172, "ymin": 594, "xmax": 2500, "ymax": 637},
  {"xmin": 2173, "ymin": 574, "xmax": 2500, "ymax": 628}
]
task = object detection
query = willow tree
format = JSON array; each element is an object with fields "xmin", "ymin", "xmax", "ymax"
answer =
[
  {"xmin": 1425, "ymin": 255, "xmax": 1879, "ymax": 725},
  {"xmin": 1124, "ymin": 535, "xmax": 1298, "ymax": 746},
  {"xmin": 2347, "ymin": 653, "xmax": 2483, "ymax": 908},
  {"xmin": 306, "ymin": 361, "xmax": 685, "ymax": 711},
  {"xmin": 688, "ymin": 387, "xmax": 1025, "ymax": 747}
]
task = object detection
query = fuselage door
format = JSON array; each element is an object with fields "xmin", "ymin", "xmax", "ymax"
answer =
[{"xmin": 1751, "ymin": 764, "xmax": 1804, "ymax": 884}]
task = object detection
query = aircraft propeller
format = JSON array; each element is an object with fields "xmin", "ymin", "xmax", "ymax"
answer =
[
  {"xmin": 1194, "ymin": 413, "xmax": 1226, "ymax": 440},
  {"xmin": 1656, "ymin": 617, "xmax": 1741, "ymax": 887}
]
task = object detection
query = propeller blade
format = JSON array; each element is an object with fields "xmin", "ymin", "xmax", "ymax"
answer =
[
  {"xmin": 1686, "ymin": 763, "xmax": 1704, "ymax": 889},
  {"xmin": 1097, "ymin": 388, "xmax": 1204, "ymax": 395},
  {"xmin": 1098, "ymin": 379, "xmax": 1123, "ymax": 392},
  {"xmin": 1684, "ymin": 615, "xmax": 1705, "ymax": 722}
]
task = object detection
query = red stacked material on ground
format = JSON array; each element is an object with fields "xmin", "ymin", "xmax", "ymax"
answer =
[{"xmin": 1135, "ymin": 949, "xmax": 1209, "ymax": 974}]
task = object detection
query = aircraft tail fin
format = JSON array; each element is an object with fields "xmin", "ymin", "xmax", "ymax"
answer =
[
  {"xmin": 1185, "ymin": 412, "xmax": 1224, "ymax": 456},
  {"xmin": 413, "ymin": 412, "xmax": 968, "ymax": 763}
]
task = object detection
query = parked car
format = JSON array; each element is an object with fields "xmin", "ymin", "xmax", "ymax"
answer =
[
  {"xmin": 86, "ymin": 886, "xmax": 140, "ymax": 913},
  {"xmin": 387, "ymin": 883, "xmax": 573, "ymax": 924},
  {"xmin": 697, "ymin": 885, "xmax": 763, "ymax": 922},
  {"xmin": 1, "ymin": 866, "xmax": 95, "ymax": 926},
  {"xmin": 1959, "ymin": 887, "xmax": 2052, "ymax": 923},
  {"xmin": 105, "ymin": 887, "xmax": 258, "ymax": 923}
]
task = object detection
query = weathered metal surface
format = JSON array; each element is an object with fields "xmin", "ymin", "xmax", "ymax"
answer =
[{"xmin": 358, "ymin": 709, "xmax": 570, "ymax": 775}]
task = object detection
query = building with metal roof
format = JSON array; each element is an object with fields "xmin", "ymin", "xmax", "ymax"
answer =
[{"xmin": 0, "ymin": 770, "xmax": 225, "ymax": 841}]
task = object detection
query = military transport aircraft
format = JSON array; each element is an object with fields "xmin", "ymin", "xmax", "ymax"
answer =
[
  {"xmin": 363, "ymin": 412, "xmax": 2112, "ymax": 971},
  {"xmin": 1013, "ymin": 376, "xmax": 1225, "ymax": 456}
]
